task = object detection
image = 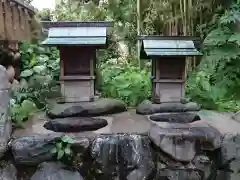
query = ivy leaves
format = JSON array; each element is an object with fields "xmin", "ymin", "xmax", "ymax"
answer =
[{"xmin": 51, "ymin": 135, "xmax": 74, "ymax": 161}]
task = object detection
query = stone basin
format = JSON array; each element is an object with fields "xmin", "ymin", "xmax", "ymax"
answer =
[{"xmin": 10, "ymin": 107, "xmax": 240, "ymax": 180}]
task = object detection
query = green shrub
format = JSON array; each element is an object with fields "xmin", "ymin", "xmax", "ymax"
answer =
[
  {"xmin": 186, "ymin": 1, "xmax": 240, "ymax": 112},
  {"xmin": 100, "ymin": 58, "xmax": 151, "ymax": 106}
]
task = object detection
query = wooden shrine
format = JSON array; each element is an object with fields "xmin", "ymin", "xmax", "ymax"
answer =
[
  {"xmin": 139, "ymin": 36, "xmax": 202, "ymax": 103},
  {"xmin": 42, "ymin": 21, "xmax": 113, "ymax": 102}
]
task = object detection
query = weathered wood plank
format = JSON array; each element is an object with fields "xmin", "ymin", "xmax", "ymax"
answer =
[
  {"xmin": 24, "ymin": 10, "xmax": 31, "ymax": 42},
  {"xmin": 0, "ymin": 0, "xmax": 34, "ymax": 42},
  {"xmin": 11, "ymin": 0, "xmax": 36, "ymax": 13},
  {"xmin": 60, "ymin": 76, "xmax": 95, "ymax": 80},
  {"xmin": 10, "ymin": 2, "xmax": 16, "ymax": 41},
  {"xmin": 12, "ymin": 3, "xmax": 20, "ymax": 41},
  {"xmin": 18, "ymin": 6, "xmax": 24, "ymax": 41},
  {"xmin": 62, "ymin": 81, "xmax": 92, "ymax": 102},
  {"xmin": 0, "ymin": 1, "xmax": 5, "ymax": 39},
  {"xmin": 3, "ymin": 0, "xmax": 13, "ymax": 40}
]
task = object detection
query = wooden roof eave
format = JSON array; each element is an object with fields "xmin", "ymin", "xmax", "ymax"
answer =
[
  {"xmin": 40, "ymin": 21, "xmax": 114, "ymax": 30},
  {"xmin": 10, "ymin": 0, "xmax": 37, "ymax": 14}
]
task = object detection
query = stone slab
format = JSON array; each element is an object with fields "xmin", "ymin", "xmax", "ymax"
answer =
[
  {"xmin": 136, "ymin": 100, "xmax": 200, "ymax": 115},
  {"xmin": 43, "ymin": 117, "xmax": 108, "ymax": 133},
  {"xmin": 47, "ymin": 98, "xmax": 127, "ymax": 119}
]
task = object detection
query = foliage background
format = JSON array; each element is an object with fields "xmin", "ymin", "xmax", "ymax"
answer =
[{"xmin": 19, "ymin": 0, "xmax": 240, "ymax": 112}]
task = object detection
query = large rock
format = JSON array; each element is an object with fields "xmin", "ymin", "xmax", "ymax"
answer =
[
  {"xmin": 220, "ymin": 134, "xmax": 240, "ymax": 180},
  {"xmin": 0, "ymin": 162, "xmax": 17, "ymax": 180},
  {"xmin": 11, "ymin": 134, "xmax": 89, "ymax": 165},
  {"xmin": 90, "ymin": 134, "xmax": 155, "ymax": 179},
  {"xmin": 149, "ymin": 125, "xmax": 221, "ymax": 162},
  {"xmin": 136, "ymin": 100, "xmax": 200, "ymax": 115},
  {"xmin": 43, "ymin": 117, "xmax": 108, "ymax": 132},
  {"xmin": 47, "ymin": 98, "xmax": 127, "ymax": 118},
  {"xmin": 153, "ymin": 146, "xmax": 214, "ymax": 180},
  {"xmin": 149, "ymin": 112, "xmax": 201, "ymax": 123},
  {"xmin": 0, "ymin": 65, "xmax": 11, "ymax": 158},
  {"xmin": 31, "ymin": 162, "xmax": 84, "ymax": 180},
  {"xmin": 154, "ymin": 152, "xmax": 214, "ymax": 180}
]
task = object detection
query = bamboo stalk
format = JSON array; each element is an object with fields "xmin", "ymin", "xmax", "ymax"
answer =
[{"xmin": 137, "ymin": 0, "xmax": 141, "ymax": 67}]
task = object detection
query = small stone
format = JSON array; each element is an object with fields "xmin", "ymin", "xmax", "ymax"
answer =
[
  {"xmin": 193, "ymin": 155, "xmax": 212, "ymax": 179},
  {"xmin": 6, "ymin": 66, "xmax": 15, "ymax": 83},
  {"xmin": 43, "ymin": 117, "xmax": 108, "ymax": 132},
  {"xmin": 13, "ymin": 52, "xmax": 21, "ymax": 62},
  {"xmin": 30, "ymin": 162, "xmax": 84, "ymax": 180}
]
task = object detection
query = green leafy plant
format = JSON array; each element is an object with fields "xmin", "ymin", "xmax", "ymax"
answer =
[
  {"xmin": 19, "ymin": 42, "xmax": 60, "ymax": 81},
  {"xmin": 186, "ymin": 0, "xmax": 240, "ymax": 112},
  {"xmin": 51, "ymin": 135, "xmax": 74, "ymax": 162},
  {"xmin": 10, "ymin": 99, "xmax": 37, "ymax": 127},
  {"xmin": 100, "ymin": 58, "xmax": 151, "ymax": 106},
  {"xmin": 9, "ymin": 41, "xmax": 61, "ymax": 128}
]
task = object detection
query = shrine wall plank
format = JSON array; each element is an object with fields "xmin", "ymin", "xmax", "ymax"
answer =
[{"xmin": 0, "ymin": 0, "xmax": 37, "ymax": 48}]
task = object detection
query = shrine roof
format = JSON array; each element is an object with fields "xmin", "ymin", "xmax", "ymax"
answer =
[
  {"xmin": 41, "ymin": 21, "xmax": 113, "ymax": 46},
  {"xmin": 138, "ymin": 36, "xmax": 202, "ymax": 59}
]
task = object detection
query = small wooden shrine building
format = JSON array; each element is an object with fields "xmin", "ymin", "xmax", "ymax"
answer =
[
  {"xmin": 42, "ymin": 21, "xmax": 113, "ymax": 102},
  {"xmin": 139, "ymin": 36, "xmax": 202, "ymax": 103}
]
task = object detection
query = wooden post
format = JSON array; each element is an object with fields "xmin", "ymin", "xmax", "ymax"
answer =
[
  {"xmin": 152, "ymin": 58, "xmax": 156, "ymax": 102},
  {"xmin": 90, "ymin": 55, "xmax": 94, "ymax": 101}
]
